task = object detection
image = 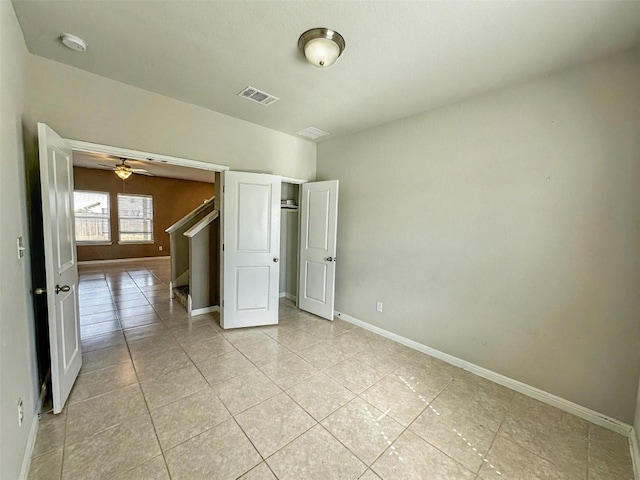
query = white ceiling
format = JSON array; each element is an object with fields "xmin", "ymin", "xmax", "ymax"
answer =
[
  {"xmin": 12, "ymin": 1, "xmax": 640, "ymax": 142},
  {"xmin": 73, "ymin": 150, "xmax": 216, "ymax": 183}
]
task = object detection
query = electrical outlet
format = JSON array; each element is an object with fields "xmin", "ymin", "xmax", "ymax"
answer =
[
  {"xmin": 376, "ymin": 301, "xmax": 383, "ymax": 312},
  {"xmin": 17, "ymin": 398, "xmax": 23, "ymax": 427},
  {"xmin": 158, "ymin": 245, "xmax": 163, "ymax": 251}
]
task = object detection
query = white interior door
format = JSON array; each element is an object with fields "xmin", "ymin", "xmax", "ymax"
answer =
[
  {"xmin": 221, "ymin": 171, "xmax": 280, "ymax": 328},
  {"xmin": 37, "ymin": 123, "xmax": 82, "ymax": 414},
  {"xmin": 298, "ymin": 180, "xmax": 339, "ymax": 320}
]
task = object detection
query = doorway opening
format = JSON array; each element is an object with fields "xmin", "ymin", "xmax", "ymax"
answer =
[
  {"xmin": 31, "ymin": 130, "xmax": 228, "ymax": 412},
  {"xmin": 33, "ymin": 125, "xmax": 337, "ymax": 414}
]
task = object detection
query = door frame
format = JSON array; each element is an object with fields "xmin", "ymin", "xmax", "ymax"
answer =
[
  {"xmin": 62, "ymin": 145, "xmax": 341, "ymax": 327},
  {"xmin": 33, "ymin": 134, "xmax": 230, "ymax": 408},
  {"xmin": 67, "ymin": 139, "xmax": 230, "ymax": 173}
]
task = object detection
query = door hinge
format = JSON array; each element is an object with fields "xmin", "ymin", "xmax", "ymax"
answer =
[{"xmin": 222, "ymin": 243, "xmax": 225, "ymax": 251}]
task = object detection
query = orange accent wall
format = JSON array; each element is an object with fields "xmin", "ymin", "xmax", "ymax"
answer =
[{"xmin": 73, "ymin": 167, "xmax": 215, "ymax": 261}]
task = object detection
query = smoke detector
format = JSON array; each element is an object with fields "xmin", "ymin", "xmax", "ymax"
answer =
[
  {"xmin": 237, "ymin": 86, "xmax": 279, "ymax": 106},
  {"xmin": 61, "ymin": 33, "xmax": 88, "ymax": 52}
]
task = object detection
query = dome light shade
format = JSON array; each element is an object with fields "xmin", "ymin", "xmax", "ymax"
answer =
[{"xmin": 298, "ymin": 28, "xmax": 345, "ymax": 68}]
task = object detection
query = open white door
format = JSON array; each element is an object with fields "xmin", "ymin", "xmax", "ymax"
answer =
[
  {"xmin": 298, "ymin": 180, "xmax": 339, "ymax": 320},
  {"xmin": 220, "ymin": 171, "xmax": 280, "ymax": 329},
  {"xmin": 37, "ymin": 123, "xmax": 82, "ymax": 413}
]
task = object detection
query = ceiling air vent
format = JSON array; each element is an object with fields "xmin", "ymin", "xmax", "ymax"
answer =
[
  {"xmin": 237, "ymin": 86, "xmax": 279, "ymax": 106},
  {"xmin": 296, "ymin": 127, "xmax": 330, "ymax": 140}
]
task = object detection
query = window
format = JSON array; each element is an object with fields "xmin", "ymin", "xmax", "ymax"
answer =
[
  {"xmin": 73, "ymin": 191, "xmax": 111, "ymax": 244},
  {"xmin": 118, "ymin": 194, "xmax": 154, "ymax": 243}
]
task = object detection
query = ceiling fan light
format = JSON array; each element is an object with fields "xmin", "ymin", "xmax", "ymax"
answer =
[
  {"xmin": 114, "ymin": 168, "xmax": 132, "ymax": 180},
  {"xmin": 298, "ymin": 28, "xmax": 345, "ymax": 68}
]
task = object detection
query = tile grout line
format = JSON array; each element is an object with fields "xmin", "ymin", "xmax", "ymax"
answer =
[
  {"xmin": 362, "ymin": 371, "xmax": 457, "ymax": 475},
  {"xmin": 106, "ymin": 265, "xmax": 173, "ymax": 480},
  {"xmin": 122, "ymin": 265, "xmax": 240, "ymax": 477},
  {"xmin": 469, "ymin": 393, "xmax": 512, "ymax": 478},
  {"xmin": 185, "ymin": 313, "xmax": 366, "ymax": 476},
  {"xmin": 77, "ymin": 269, "xmax": 448, "ymax": 479},
  {"xmin": 71, "ymin": 259, "xmax": 626, "ymax": 480},
  {"xmin": 118, "ymin": 267, "xmax": 169, "ymax": 479}
]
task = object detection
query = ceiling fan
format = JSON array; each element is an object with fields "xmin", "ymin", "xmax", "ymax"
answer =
[{"xmin": 99, "ymin": 158, "xmax": 155, "ymax": 180}]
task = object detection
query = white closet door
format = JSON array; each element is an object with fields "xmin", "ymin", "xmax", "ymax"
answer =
[
  {"xmin": 298, "ymin": 180, "xmax": 339, "ymax": 320},
  {"xmin": 221, "ymin": 171, "xmax": 281, "ymax": 328}
]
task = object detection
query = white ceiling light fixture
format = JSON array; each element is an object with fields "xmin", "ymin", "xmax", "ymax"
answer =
[
  {"xmin": 298, "ymin": 28, "xmax": 345, "ymax": 68},
  {"xmin": 60, "ymin": 33, "xmax": 87, "ymax": 52}
]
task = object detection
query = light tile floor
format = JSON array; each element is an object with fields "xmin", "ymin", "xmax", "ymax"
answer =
[{"xmin": 29, "ymin": 258, "xmax": 634, "ymax": 480}]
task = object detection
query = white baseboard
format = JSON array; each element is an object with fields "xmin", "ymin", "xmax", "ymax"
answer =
[
  {"xmin": 18, "ymin": 415, "xmax": 39, "ymax": 480},
  {"xmin": 190, "ymin": 305, "xmax": 220, "ymax": 316},
  {"xmin": 279, "ymin": 292, "xmax": 297, "ymax": 302},
  {"xmin": 335, "ymin": 310, "xmax": 633, "ymax": 437},
  {"xmin": 18, "ymin": 387, "xmax": 46, "ymax": 480},
  {"xmin": 631, "ymin": 428, "xmax": 640, "ymax": 480},
  {"xmin": 78, "ymin": 256, "xmax": 170, "ymax": 265}
]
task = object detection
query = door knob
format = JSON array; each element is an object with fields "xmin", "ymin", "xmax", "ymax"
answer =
[
  {"xmin": 325, "ymin": 256, "xmax": 336, "ymax": 262},
  {"xmin": 273, "ymin": 258, "xmax": 279, "ymax": 263},
  {"xmin": 55, "ymin": 285, "xmax": 71, "ymax": 294}
]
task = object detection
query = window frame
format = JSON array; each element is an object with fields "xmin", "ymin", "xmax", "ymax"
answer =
[
  {"xmin": 117, "ymin": 193, "xmax": 155, "ymax": 244},
  {"xmin": 73, "ymin": 190, "xmax": 112, "ymax": 245}
]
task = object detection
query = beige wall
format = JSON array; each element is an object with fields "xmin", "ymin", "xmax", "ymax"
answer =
[
  {"xmin": 73, "ymin": 167, "xmax": 215, "ymax": 261},
  {"xmin": 25, "ymin": 55, "xmax": 316, "ymax": 181},
  {"xmin": 2, "ymin": 7, "xmax": 316, "ymax": 476},
  {"xmin": 0, "ymin": 3, "xmax": 39, "ymax": 479},
  {"xmin": 317, "ymin": 50, "xmax": 640, "ymax": 423}
]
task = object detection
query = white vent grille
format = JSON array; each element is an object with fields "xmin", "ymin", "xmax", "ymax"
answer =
[
  {"xmin": 237, "ymin": 86, "xmax": 279, "ymax": 106},
  {"xmin": 296, "ymin": 127, "xmax": 330, "ymax": 140}
]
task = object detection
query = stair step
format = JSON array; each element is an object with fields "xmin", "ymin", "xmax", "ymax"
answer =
[{"xmin": 173, "ymin": 285, "xmax": 189, "ymax": 308}]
